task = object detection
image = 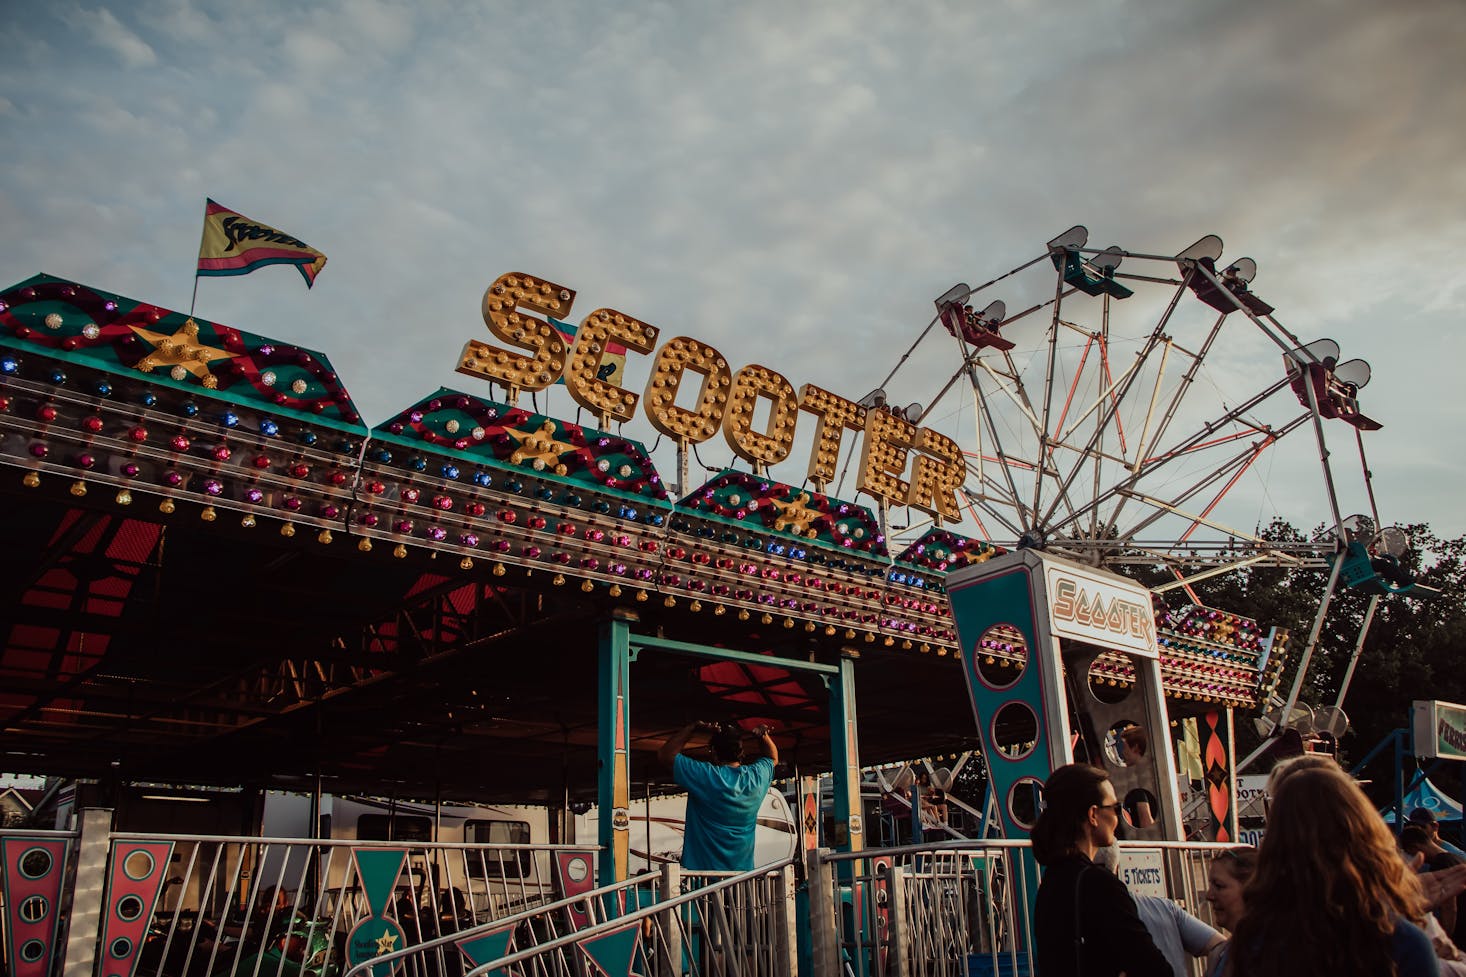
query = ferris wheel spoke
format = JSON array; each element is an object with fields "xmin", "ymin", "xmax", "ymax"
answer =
[
  {"xmin": 1067, "ymin": 374, "xmax": 1298, "ymax": 535},
  {"xmin": 961, "ymin": 487, "xmax": 1029, "ymax": 539},
  {"xmin": 1035, "ymin": 332, "xmax": 1170, "ymax": 531},
  {"xmin": 1131, "ymin": 314, "xmax": 1229, "ymax": 473},
  {"xmin": 1098, "ymin": 414, "xmax": 1309, "ymax": 543}
]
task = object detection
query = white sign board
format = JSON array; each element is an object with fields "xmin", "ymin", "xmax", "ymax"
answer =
[
  {"xmin": 1117, "ymin": 846, "xmax": 1168, "ymax": 899},
  {"xmin": 1413, "ymin": 700, "xmax": 1466, "ymax": 762},
  {"xmin": 1043, "ymin": 561, "xmax": 1158, "ymax": 658}
]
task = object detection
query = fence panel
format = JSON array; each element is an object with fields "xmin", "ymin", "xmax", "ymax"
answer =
[
  {"xmin": 819, "ymin": 839, "xmax": 1238, "ymax": 977},
  {"xmin": 96, "ymin": 833, "xmax": 587, "ymax": 977},
  {"xmin": 1, "ymin": 828, "xmax": 80, "ymax": 977}
]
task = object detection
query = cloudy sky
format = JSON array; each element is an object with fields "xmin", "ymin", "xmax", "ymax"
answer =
[{"xmin": 2, "ymin": 0, "xmax": 1463, "ymax": 548}]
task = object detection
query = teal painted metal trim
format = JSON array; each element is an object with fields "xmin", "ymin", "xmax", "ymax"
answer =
[
  {"xmin": 626, "ymin": 633, "xmax": 840, "ymax": 675},
  {"xmin": 597, "ymin": 618, "xmax": 632, "ymax": 887}
]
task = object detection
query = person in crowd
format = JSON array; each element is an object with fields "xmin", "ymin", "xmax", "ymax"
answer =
[
  {"xmin": 658, "ymin": 720, "xmax": 777, "ymax": 872},
  {"xmin": 1408, "ymin": 805, "xmax": 1466, "ymax": 857},
  {"xmin": 1031, "ymin": 763, "xmax": 1171, "ymax": 977},
  {"xmin": 1093, "ymin": 845, "xmax": 1223, "ymax": 976},
  {"xmin": 1227, "ymin": 764, "xmax": 1436, "ymax": 976},
  {"xmin": 1116, "ymin": 724, "xmax": 1156, "ymax": 828},
  {"xmin": 1402, "ymin": 823, "xmax": 1463, "ymax": 937},
  {"xmin": 1119, "ymin": 724, "xmax": 1149, "ymax": 767},
  {"xmin": 1203, "ymin": 846, "xmax": 1256, "ymax": 976},
  {"xmin": 1263, "ymin": 751, "xmax": 1336, "ymax": 793},
  {"xmin": 1401, "ymin": 847, "xmax": 1466, "ymax": 974},
  {"xmin": 917, "ymin": 769, "xmax": 949, "ymax": 827}
]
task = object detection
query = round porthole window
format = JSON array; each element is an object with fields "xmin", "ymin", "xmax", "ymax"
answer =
[
  {"xmin": 19, "ymin": 847, "xmax": 53, "ymax": 879},
  {"xmin": 122, "ymin": 849, "xmax": 155, "ymax": 881},
  {"xmin": 974, "ymin": 623, "xmax": 1028, "ymax": 690},
  {"xmin": 1008, "ymin": 777, "xmax": 1044, "ymax": 830},
  {"xmin": 116, "ymin": 894, "xmax": 146, "ymax": 922},
  {"xmin": 991, "ymin": 701, "xmax": 1040, "ymax": 761}
]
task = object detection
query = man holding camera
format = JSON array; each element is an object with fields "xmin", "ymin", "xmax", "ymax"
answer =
[{"xmin": 658, "ymin": 720, "xmax": 778, "ymax": 872}]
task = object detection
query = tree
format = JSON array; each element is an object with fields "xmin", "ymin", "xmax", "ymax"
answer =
[{"xmin": 1138, "ymin": 520, "xmax": 1466, "ymax": 803}]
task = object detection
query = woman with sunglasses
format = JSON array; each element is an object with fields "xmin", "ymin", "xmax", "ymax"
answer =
[{"xmin": 1032, "ymin": 763, "xmax": 1171, "ymax": 977}]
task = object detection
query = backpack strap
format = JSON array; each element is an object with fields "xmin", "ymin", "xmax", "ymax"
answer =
[{"xmin": 1074, "ymin": 861, "xmax": 1095, "ymax": 976}]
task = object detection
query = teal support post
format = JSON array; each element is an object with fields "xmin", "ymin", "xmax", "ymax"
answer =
[
  {"xmin": 829, "ymin": 654, "xmax": 865, "ymax": 855},
  {"xmin": 828, "ymin": 654, "xmax": 869, "ymax": 976},
  {"xmin": 597, "ymin": 616, "xmax": 633, "ymax": 886}
]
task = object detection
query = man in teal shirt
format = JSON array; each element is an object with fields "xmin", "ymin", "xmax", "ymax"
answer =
[{"xmin": 659, "ymin": 721, "xmax": 778, "ymax": 872}]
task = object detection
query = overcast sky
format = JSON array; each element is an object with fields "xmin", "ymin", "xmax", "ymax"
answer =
[{"xmin": 2, "ymin": 0, "xmax": 1463, "ymax": 547}]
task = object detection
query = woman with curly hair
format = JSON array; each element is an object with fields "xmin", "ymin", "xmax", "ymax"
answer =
[
  {"xmin": 1031, "ymin": 763, "xmax": 1170, "ymax": 977},
  {"xmin": 1229, "ymin": 764, "xmax": 1435, "ymax": 977}
]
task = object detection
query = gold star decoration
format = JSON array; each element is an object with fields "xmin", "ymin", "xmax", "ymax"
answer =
[
  {"xmin": 952, "ymin": 547, "xmax": 994, "ymax": 567},
  {"xmin": 770, "ymin": 492, "xmax": 823, "ymax": 535},
  {"xmin": 130, "ymin": 319, "xmax": 239, "ymax": 389},
  {"xmin": 374, "ymin": 928, "xmax": 399, "ymax": 954},
  {"xmin": 504, "ymin": 419, "xmax": 577, "ymax": 469}
]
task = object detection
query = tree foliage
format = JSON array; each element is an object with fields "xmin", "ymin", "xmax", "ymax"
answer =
[{"xmin": 1142, "ymin": 520, "xmax": 1466, "ymax": 799}]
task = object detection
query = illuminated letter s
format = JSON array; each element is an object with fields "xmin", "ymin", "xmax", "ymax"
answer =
[{"xmin": 457, "ymin": 273, "xmax": 574, "ymax": 401}]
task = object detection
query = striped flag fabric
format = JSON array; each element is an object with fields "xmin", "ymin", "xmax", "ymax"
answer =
[{"xmin": 196, "ymin": 199, "xmax": 327, "ymax": 288}]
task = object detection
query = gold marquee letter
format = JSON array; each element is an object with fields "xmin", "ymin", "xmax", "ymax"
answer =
[
  {"xmin": 857, "ymin": 408, "xmax": 914, "ymax": 506},
  {"xmin": 907, "ymin": 427, "xmax": 965, "ymax": 523},
  {"xmin": 564, "ymin": 308, "xmax": 659, "ymax": 426},
  {"xmin": 643, "ymin": 337, "xmax": 731, "ymax": 444},
  {"xmin": 723, "ymin": 364, "xmax": 798, "ymax": 468},
  {"xmin": 797, "ymin": 384, "xmax": 864, "ymax": 492},
  {"xmin": 458, "ymin": 273, "xmax": 574, "ymax": 401}
]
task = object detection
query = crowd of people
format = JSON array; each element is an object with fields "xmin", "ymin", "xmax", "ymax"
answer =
[{"xmin": 1033, "ymin": 754, "xmax": 1466, "ymax": 976}]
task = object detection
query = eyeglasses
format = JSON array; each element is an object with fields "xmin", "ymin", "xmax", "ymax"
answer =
[{"xmin": 1097, "ymin": 802, "xmax": 1124, "ymax": 814}]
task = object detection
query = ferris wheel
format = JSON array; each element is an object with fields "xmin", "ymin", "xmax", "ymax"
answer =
[{"xmin": 865, "ymin": 225, "xmax": 1393, "ymax": 591}]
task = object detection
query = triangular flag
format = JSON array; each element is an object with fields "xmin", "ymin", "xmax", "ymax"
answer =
[
  {"xmin": 457, "ymin": 927, "xmax": 515, "ymax": 976},
  {"xmin": 350, "ymin": 849, "xmax": 407, "ymax": 917},
  {"xmin": 197, "ymin": 199, "xmax": 327, "ymax": 288},
  {"xmin": 577, "ymin": 923, "xmax": 641, "ymax": 977}
]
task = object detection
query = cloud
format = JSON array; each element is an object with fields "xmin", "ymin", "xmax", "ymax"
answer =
[
  {"xmin": 64, "ymin": 5, "xmax": 158, "ymax": 68},
  {"xmin": 1, "ymin": 0, "xmax": 1463, "ymax": 541}
]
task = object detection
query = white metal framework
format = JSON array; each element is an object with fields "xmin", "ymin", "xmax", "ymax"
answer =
[{"xmin": 863, "ymin": 226, "xmax": 1388, "ymax": 592}]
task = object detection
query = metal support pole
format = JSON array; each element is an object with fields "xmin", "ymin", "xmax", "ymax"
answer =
[
  {"xmin": 829, "ymin": 654, "xmax": 867, "ymax": 976},
  {"xmin": 1396, "ymin": 729, "xmax": 1406, "ymax": 834},
  {"xmin": 886, "ymin": 865, "xmax": 912, "ymax": 977},
  {"xmin": 659, "ymin": 862, "xmax": 683, "ymax": 977},
  {"xmin": 62, "ymin": 807, "xmax": 113, "ymax": 977},
  {"xmin": 807, "ymin": 849, "xmax": 839, "ymax": 977},
  {"xmin": 830, "ymin": 655, "xmax": 864, "ymax": 854},
  {"xmin": 1334, "ymin": 593, "xmax": 1382, "ymax": 711},
  {"xmin": 909, "ymin": 781, "xmax": 923, "ymax": 845},
  {"xmin": 1281, "ymin": 554, "xmax": 1346, "ymax": 722},
  {"xmin": 775, "ymin": 863, "xmax": 800, "ymax": 977},
  {"xmin": 597, "ymin": 616, "xmax": 632, "ymax": 886}
]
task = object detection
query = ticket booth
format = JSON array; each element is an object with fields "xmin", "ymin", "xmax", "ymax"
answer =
[{"xmin": 946, "ymin": 550, "xmax": 1183, "ymax": 925}]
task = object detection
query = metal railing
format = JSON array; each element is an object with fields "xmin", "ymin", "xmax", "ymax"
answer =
[
  {"xmin": 3, "ymin": 821, "xmax": 1243, "ymax": 977},
  {"xmin": 105, "ymin": 832, "xmax": 589, "ymax": 977},
  {"xmin": 341, "ymin": 858, "xmax": 797, "ymax": 977},
  {"xmin": 813, "ymin": 838, "xmax": 1239, "ymax": 977}
]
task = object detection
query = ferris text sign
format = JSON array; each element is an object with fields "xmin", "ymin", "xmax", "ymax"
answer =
[
  {"xmin": 1044, "ymin": 562, "xmax": 1158, "ymax": 658},
  {"xmin": 1413, "ymin": 700, "xmax": 1466, "ymax": 762},
  {"xmin": 456, "ymin": 273, "xmax": 966, "ymax": 521}
]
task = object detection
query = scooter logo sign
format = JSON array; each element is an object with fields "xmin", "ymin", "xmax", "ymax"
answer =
[{"xmin": 1045, "ymin": 564, "xmax": 1157, "ymax": 658}]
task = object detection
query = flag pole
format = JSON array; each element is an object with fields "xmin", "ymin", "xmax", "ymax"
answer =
[{"xmin": 189, "ymin": 200, "xmax": 210, "ymax": 318}]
